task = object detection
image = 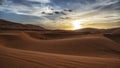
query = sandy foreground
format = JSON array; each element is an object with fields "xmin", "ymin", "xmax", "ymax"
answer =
[{"xmin": 0, "ymin": 31, "xmax": 120, "ymax": 68}]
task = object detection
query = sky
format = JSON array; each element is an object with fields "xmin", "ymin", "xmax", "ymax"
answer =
[{"xmin": 0, "ymin": 0, "xmax": 120, "ymax": 30}]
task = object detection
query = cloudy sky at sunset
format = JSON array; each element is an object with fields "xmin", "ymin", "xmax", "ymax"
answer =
[{"xmin": 0, "ymin": 0, "xmax": 120, "ymax": 30}]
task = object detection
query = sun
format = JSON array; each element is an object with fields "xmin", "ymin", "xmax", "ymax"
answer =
[{"xmin": 72, "ymin": 20, "xmax": 83, "ymax": 30}]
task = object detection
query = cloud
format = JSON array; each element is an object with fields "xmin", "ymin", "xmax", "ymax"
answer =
[
  {"xmin": 27, "ymin": 0, "xmax": 51, "ymax": 3},
  {"xmin": 0, "ymin": 0, "xmax": 55, "ymax": 17},
  {"xmin": 0, "ymin": 0, "xmax": 3, "ymax": 5},
  {"xmin": 1, "ymin": 0, "xmax": 119, "ymax": 18},
  {"xmin": 0, "ymin": 0, "xmax": 65, "ymax": 19},
  {"xmin": 0, "ymin": 0, "xmax": 120, "ymax": 29},
  {"xmin": 64, "ymin": 0, "xmax": 120, "ymax": 20},
  {"xmin": 0, "ymin": 0, "xmax": 6, "ymax": 5}
]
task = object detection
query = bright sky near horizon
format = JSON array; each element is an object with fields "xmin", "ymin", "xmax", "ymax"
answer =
[{"xmin": 0, "ymin": 0, "xmax": 120, "ymax": 30}]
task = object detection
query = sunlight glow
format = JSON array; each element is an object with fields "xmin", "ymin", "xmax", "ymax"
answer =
[{"xmin": 72, "ymin": 20, "xmax": 83, "ymax": 30}]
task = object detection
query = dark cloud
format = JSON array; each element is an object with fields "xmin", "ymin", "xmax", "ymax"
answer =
[
  {"xmin": 0, "ymin": 0, "xmax": 4, "ymax": 5},
  {"xmin": 5, "ymin": 0, "xmax": 36, "ymax": 7}
]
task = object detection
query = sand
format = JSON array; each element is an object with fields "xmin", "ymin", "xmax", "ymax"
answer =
[{"xmin": 0, "ymin": 30, "xmax": 120, "ymax": 68}]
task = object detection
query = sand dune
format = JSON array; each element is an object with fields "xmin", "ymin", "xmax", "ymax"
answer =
[
  {"xmin": 0, "ymin": 30, "xmax": 120, "ymax": 68},
  {"xmin": 0, "ymin": 19, "xmax": 45, "ymax": 31},
  {"xmin": 0, "ymin": 45, "xmax": 120, "ymax": 68},
  {"xmin": 0, "ymin": 31, "xmax": 120, "ymax": 57},
  {"xmin": 1, "ymin": 16, "xmax": 120, "ymax": 68},
  {"xmin": 104, "ymin": 29, "xmax": 120, "ymax": 43}
]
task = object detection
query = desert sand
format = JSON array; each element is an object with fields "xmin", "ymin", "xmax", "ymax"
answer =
[{"xmin": 0, "ymin": 20, "xmax": 120, "ymax": 68}]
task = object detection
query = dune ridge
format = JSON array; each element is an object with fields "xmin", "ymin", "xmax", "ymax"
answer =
[{"xmin": 0, "ymin": 31, "xmax": 120, "ymax": 57}]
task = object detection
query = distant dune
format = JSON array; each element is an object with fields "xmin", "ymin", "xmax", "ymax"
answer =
[
  {"xmin": 0, "ymin": 20, "xmax": 120, "ymax": 68},
  {"xmin": 0, "ymin": 19, "xmax": 45, "ymax": 31}
]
